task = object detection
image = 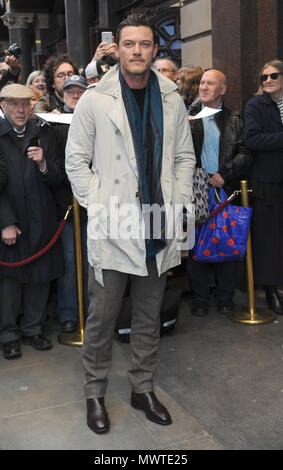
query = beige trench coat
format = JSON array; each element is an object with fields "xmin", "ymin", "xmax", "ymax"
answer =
[{"xmin": 66, "ymin": 64, "xmax": 195, "ymax": 285}]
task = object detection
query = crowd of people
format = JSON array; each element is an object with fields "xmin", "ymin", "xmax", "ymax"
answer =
[{"xmin": 0, "ymin": 12, "xmax": 282, "ymax": 434}]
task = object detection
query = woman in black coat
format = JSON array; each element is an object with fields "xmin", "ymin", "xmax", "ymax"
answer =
[{"xmin": 244, "ymin": 59, "xmax": 283, "ymax": 314}]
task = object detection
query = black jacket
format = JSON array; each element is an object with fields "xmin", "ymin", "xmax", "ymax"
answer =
[
  {"xmin": 244, "ymin": 91, "xmax": 283, "ymax": 182},
  {"xmin": 0, "ymin": 150, "xmax": 8, "ymax": 192},
  {"xmin": 0, "ymin": 117, "xmax": 65, "ymax": 282},
  {"xmin": 52, "ymin": 121, "xmax": 87, "ymax": 222},
  {"xmin": 189, "ymin": 102, "xmax": 252, "ymax": 194}
]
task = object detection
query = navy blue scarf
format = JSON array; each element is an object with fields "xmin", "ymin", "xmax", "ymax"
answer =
[{"xmin": 119, "ymin": 69, "xmax": 166, "ymax": 260}]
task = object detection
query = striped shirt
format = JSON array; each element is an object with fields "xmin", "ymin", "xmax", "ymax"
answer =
[
  {"xmin": 14, "ymin": 126, "xmax": 26, "ymax": 150},
  {"xmin": 276, "ymin": 98, "xmax": 283, "ymax": 123}
]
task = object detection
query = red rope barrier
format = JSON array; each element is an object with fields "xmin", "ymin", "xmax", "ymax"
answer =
[
  {"xmin": 0, "ymin": 205, "xmax": 72, "ymax": 268},
  {"xmin": 0, "ymin": 219, "xmax": 67, "ymax": 268}
]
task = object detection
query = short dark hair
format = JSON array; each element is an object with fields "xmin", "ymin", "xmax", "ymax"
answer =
[
  {"xmin": 115, "ymin": 13, "xmax": 159, "ymax": 46},
  {"xmin": 43, "ymin": 53, "xmax": 78, "ymax": 94}
]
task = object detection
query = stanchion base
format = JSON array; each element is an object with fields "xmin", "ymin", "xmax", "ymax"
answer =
[
  {"xmin": 57, "ymin": 331, "xmax": 84, "ymax": 347},
  {"xmin": 228, "ymin": 306, "xmax": 276, "ymax": 325}
]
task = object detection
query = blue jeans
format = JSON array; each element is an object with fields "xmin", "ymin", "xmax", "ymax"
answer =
[{"xmin": 57, "ymin": 220, "xmax": 89, "ymax": 323}]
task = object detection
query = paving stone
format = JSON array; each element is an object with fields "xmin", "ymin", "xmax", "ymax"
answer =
[{"xmin": 1, "ymin": 288, "xmax": 283, "ymax": 450}]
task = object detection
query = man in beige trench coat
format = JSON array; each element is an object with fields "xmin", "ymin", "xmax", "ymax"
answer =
[{"xmin": 66, "ymin": 13, "xmax": 195, "ymax": 434}]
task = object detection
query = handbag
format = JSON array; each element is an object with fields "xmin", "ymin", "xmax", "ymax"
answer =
[
  {"xmin": 192, "ymin": 187, "xmax": 252, "ymax": 262},
  {"xmin": 192, "ymin": 167, "xmax": 210, "ymax": 223}
]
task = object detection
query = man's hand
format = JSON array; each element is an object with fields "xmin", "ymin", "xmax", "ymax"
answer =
[
  {"xmin": 92, "ymin": 40, "xmax": 119, "ymax": 61},
  {"xmin": 5, "ymin": 54, "xmax": 20, "ymax": 77},
  {"xmin": 27, "ymin": 144, "xmax": 46, "ymax": 171},
  {"xmin": 1, "ymin": 225, "xmax": 22, "ymax": 245},
  {"xmin": 210, "ymin": 172, "xmax": 224, "ymax": 188}
]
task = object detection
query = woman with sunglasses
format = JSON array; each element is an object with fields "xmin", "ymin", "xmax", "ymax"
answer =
[{"xmin": 244, "ymin": 59, "xmax": 283, "ymax": 315}]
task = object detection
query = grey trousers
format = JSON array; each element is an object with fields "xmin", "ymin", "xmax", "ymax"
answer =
[
  {"xmin": 0, "ymin": 277, "xmax": 50, "ymax": 343},
  {"xmin": 83, "ymin": 263, "xmax": 168, "ymax": 399}
]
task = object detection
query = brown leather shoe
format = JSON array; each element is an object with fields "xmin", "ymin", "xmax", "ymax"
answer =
[
  {"xmin": 131, "ymin": 391, "xmax": 172, "ymax": 425},
  {"xmin": 86, "ymin": 397, "xmax": 110, "ymax": 434}
]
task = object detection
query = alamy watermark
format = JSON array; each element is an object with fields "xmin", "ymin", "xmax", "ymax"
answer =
[{"xmin": 88, "ymin": 196, "xmax": 195, "ymax": 250}]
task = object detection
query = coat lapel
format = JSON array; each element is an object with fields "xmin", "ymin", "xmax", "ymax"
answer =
[
  {"xmin": 161, "ymin": 94, "xmax": 175, "ymax": 157},
  {"xmin": 97, "ymin": 64, "xmax": 178, "ymax": 180},
  {"xmin": 106, "ymin": 97, "xmax": 138, "ymax": 178}
]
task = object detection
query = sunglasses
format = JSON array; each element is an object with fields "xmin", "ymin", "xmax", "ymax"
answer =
[{"xmin": 260, "ymin": 72, "xmax": 282, "ymax": 82}]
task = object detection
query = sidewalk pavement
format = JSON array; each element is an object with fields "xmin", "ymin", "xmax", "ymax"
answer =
[{"xmin": 1, "ymin": 288, "xmax": 283, "ymax": 450}]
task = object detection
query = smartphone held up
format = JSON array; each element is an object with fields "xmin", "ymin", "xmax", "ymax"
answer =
[{"xmin": 101, "ymin": 31, "xmax": 112, "ymax": 45}]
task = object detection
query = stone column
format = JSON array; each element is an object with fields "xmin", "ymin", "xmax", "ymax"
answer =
[
  {"xmin": 211, "ymin": 0, "xmax": 258, "ymax": 111},
  {"xmin": 0, "ymin": 11, "xmax": 34, "ymax": 83},
  {"xmin": 180, "ymin": 0, "xmax": 212, "ymax": 69},
  {"xmin": 180, "ymin": 0, "xmax": 283, "ymax": 111},
  {"xmin": 34, "ymin": 13, "xmax": 49, "ymax": 70},
  {"xmin": 64, "ymin": 0, "xmax": 94, "ymax": 68}
]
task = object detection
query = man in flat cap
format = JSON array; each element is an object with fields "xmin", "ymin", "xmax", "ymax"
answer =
[{"xmin": 0, "ymin": 84, "xmax": 64, "ymax": 360}]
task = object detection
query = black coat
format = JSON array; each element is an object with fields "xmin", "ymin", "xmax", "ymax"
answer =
[
  {"xmin": 244, "ymin": 91, "xmax": 283, "ymax": 182},
  {"xmin": 0, "ymin": 117, "xmax": 65, "ymax": 282},
  {"xmin": 51, "ymin": 121, "xmax": 87, "ymax": 222},
  {"xmin": 0, "ymin": 150, "xmax": 8, "ymax": 192},
  {"xmin": 190, "ymin": 103, "xmax": 252, "ymax": 194}
]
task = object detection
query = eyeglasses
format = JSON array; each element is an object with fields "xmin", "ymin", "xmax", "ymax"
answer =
[
  {"xmin": 260, "ymin": 72, "xmax": 282, "ymax": 82},
  {"xmin": 157, "ymin": 68, "xmax": 174, "ymax": 74},
  {"xmin": 55, "ymin": 71, "xmax": 74, "ymax": 79}
]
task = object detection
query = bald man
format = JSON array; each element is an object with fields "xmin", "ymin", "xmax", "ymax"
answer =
[{"xmin": 187, "ymin": 68, "xmax": 251, "ymax": 316}]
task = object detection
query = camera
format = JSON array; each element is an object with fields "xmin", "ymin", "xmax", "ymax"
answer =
[{"xmin": 8, "ymin": 43, "xmax": 22, "ymax": 58}]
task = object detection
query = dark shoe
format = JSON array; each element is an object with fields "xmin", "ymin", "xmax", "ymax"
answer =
[
  {"xmin": 265, "ymin": 286, "xmax": 283, "ymax": 315},
  {"xmin": 87, "ymin": 398, "xmax": 110, "ymax": 434},
  {"xmin": 217, "ymin": 299, "xmax": 233, "ymax": 315},
  {"xmin": 22, "ymin": 334, "xmax": 53, "ymax": 351},
  {"xmin": 60, "ymin": 320, "xmax": 77, "ymax": 333},
  {"xmin": 3, "ymin": 340, "xmax": 22, "ymax": 360},
  {"xmin": 191, "ymin": 299, "xmax": 208, "ymax": 316},
  {"xmin": 131, "ymin": 391, "xmax": 172, "ymax": 425}
]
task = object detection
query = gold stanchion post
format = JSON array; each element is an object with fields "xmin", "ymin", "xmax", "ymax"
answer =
[
  {"xmin": 58, "ymin": 196, "xmax": 85, "ymax": 346},
  {"xmin": 229, "ymin": 180, "xmax": 275, "ymax": 324}
]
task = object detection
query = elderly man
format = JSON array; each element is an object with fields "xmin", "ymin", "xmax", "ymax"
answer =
[
  {"xmin": 154, "ymin": 56, "xmax": 178, "ymax": 82},
  {"xmin": 66, "ymin": 13, "xmax": 195, "ymax": 434},
  {"xmin": 0, "ymin": 84, "xmax": 64, "ymax": 359},
  {"xmin": 52, "ymin": 75, "xmax": 89, "ymax": 334},
  {"xmin": 188, "ymin": 68, "xmax": 251, "ymax": 316}
]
